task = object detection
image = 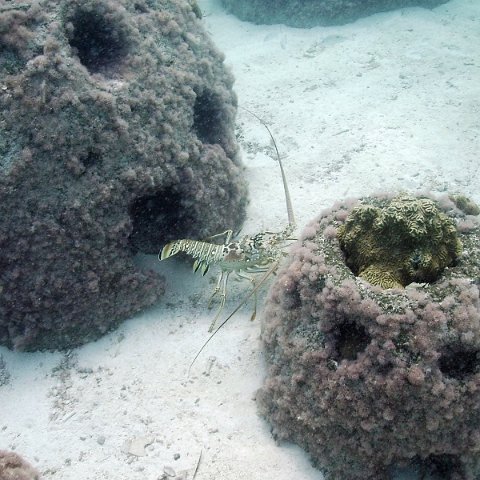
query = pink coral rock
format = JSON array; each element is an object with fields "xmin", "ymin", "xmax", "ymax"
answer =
[
  {"xmin": 0, "ymin": 0, "xmax": 247, "ymax": 349},
  {"xmin": 0, "ymin": 451, "xmax": 40, "ymax": 480},
  {"xmin": 258, "ymin": 193, "xmax": 480, "ymax": 479}
]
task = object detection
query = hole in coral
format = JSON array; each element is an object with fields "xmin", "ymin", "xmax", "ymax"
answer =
[
  {"xmin": 375, "ymin": 363, "xmax": 393, "ymax": 376},
  {"xmin": 332, "ymin": 322, "xmax": 371, "ymax": 361},
  {"xmin": 438, "ymin": 345, "xmax": 480, "ymax": 380},
  {"xmin": 133, "ymin": 2, "xmax": 149, "ymax": 13},
  {"xmin": 419, "ymin": 454, "xmax": 464, "ymax": 479},
  {"xmin": 0, "ymin": 47, "xmax": 25, "ymax": 75},
  {"xmin": 390, "ymin": 454, "xmax": 464, "ymax": 479},
  {"xmin": 67, "ymin": 8, "xmax": 129, "ymax": 74},
  {"xmin": 282, "ymin": 283, "xmax": 302, "ymax": 311},
  {"xmin": 193, "ymin": 90, "xmax": 225, "ymax": 145},
  {"xmin": 129, "ymin": 189, "xmax": 197, "ymax": 255},
  {"xmin": 81, "ymin": 149, "xmax": 101, "ymax": 169}
]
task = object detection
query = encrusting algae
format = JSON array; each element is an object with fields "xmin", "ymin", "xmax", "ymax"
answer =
[{"xmin": 258, "ymin": 192, "xmax": 480, "ymax": 479}]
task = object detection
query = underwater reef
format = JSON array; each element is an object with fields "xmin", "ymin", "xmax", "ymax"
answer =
[
  {"xmin": 258, "ymin": 193, "xmax": 480, "ymax": 479},
  {"xmin": 0, "ymin": 450, "xmax": 40, "ymax": 480},
  {"xmin": 0, "ymin": 0, "xmax": 247, "ymax": 350},
  {"xmin": 221, "ymin": 0, "xmax": 450, "ymax": 28}
]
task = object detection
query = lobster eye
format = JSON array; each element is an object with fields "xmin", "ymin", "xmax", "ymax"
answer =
[{"xmin": 253, "ymin": 234, "xmax": 265, "ymax": 248}]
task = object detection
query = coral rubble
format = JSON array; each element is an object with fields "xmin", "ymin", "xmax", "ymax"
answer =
[
  {"xmin": 221, "ymin": 0, "xmax": 450, "ymax": 28},
  {"xmin": 258, "ymin": 193, "xmax": 480, "ymax": 479},
  {"xmin": 0, "ymin": 0, "xmax": 247, "ymax": 350}
]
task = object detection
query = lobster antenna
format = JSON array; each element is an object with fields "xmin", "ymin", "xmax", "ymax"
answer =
[
  {"xmin": 187, "ymin": 108, "xmax": 296, "ymax": 374},
  {"xmin": 240, "ymin": 107, "xmax": 295, "ymax": 228}
]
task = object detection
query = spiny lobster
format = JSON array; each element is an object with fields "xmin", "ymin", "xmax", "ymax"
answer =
[{"xmin": 159, "ymin": 109, "xmax": 296, "ymax": 367}]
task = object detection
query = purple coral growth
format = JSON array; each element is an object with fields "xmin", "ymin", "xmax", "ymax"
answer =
[
  {"xmin": 258, "ymin": 194, "xmax": 480, "ymax": 479},
  {"xmin": 0, "ymin": 450, "xmax": 40, "ymax": 480},
  {"xmin": 0, "ymin": 0, "xmax": 247, "ymax": 350}
]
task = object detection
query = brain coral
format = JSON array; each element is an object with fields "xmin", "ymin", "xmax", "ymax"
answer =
[
  {"xmin": 0, "ymin": 0, "xmax": 247, "ymax": 350},
  {"xmin": 221, "ymin": 0, "xmax": 449, "ymax": 28},
  {"xmin": 0, "ymin": 450, "xmax": 40, "ymax": 480},
  {"xmin": 258, "ymin": 193, "xmax": 480, "ymax": 479},
  {"xmin": 337, "ymin": 194, "xmax": 462, "ymax": 289}
]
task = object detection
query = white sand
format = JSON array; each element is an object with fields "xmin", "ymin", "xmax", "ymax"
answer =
[{"xmin": 1, "ymin": 0, "xmax": 479, "ymax": 478}]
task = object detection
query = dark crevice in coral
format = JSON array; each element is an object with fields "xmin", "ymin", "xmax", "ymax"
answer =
[
  {"xmin": 129, "ymin": 188, "xmax": 196, "ymax": 254},
  {"xmin": 67, "ymin": 9, "xmax": 129, "ymax": 74},
  {"xmin": 81, "ymin": 149, "xmax": 101, "ymax": 169},
  {"xmin": 134, "ymin": 2, "xmax": 149, "ymax": 14},
  {"xmin": 375, "ymin": 363, "xmax": 393, "ymax": 376},
  {"xmin": 418, "ymin": 454, "xmax": 464, "ymax": 479},
  {"xmin": 389, "ymin": 454, "xmax": 465, "ymax": 479},
  {"xmin": 332, "ymin": 322, "xmax": 371, "ymax": 361},
  {"xmin": 283, "ymin": 284, "xmax": 302, "ymax": 311},
  {"xmin": 439, "ymin": 346, "xmax": 480, "ymax": 380},
  {"xmin": 193, "ymin": 90, "xmax": 224, "ymax": 145},
  {"xmin": 0, "ymin": 47, "xmax": 25, "ymax": 74}
]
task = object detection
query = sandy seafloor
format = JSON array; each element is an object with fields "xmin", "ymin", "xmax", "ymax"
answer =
[{"xmin": 1, "ymin": 0, "xmax": 480, "ymax": 478}]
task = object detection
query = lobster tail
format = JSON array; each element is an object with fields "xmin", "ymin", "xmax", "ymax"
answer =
[
  {"xmin": 160, "ymin": 239, "xmax": 224, "ymax": 267},
  {"xmin": 159, "ymin": 241, "xmax": 181, "ymax": 260}
]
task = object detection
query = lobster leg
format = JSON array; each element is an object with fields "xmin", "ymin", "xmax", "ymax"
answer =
[
  {"xmin": 203, "ymin": 229, "xmax": 233, "ymax": 244},
  {"xmin": 236, "ymin": 271, "xmax": 257, "ymax": 321},
  {"xmin": 207, "ymin": 271, "xmax": 230, "ymax": 332},
  {"xmin": 188, "ymin": 260, "xmax": 280, "ymax": 373}
]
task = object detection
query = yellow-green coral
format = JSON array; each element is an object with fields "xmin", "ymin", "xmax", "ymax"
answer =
[
  {"xmin": 449, "ymin": 194, "xmax": 480, "ymax": 216},
  {"xmin": 337, "ymin": 194, "xmax": 462, "ymax": 289},
  {"xmin": 189, "ymin": 0, "xmax": 202, "ymax": 19}
]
